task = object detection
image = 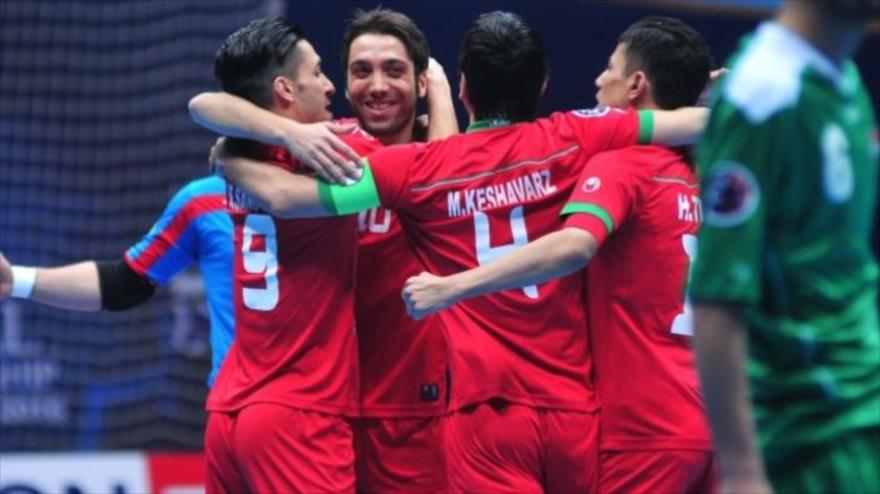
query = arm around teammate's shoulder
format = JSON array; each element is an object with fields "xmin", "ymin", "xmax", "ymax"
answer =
[
  {"xmin": 223, "ymin": 155, "xmax": 331, "ymax": 219},
  {"xmin": 189, "ymin": 91, "xmax": 360, "ymax": 184},
  {"xmin": 649, "ymin": 107, "xmax": 709, "ymax": 147}
]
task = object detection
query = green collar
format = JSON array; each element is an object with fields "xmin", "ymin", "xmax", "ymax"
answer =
[{"xmin": 467, "ymin": 119, "xmax": 512, "ymax": 132}]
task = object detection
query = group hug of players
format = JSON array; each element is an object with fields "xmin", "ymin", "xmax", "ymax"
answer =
[{"xmin": 3, "ymin": 2, "xmax": 879, "ymax": 494}]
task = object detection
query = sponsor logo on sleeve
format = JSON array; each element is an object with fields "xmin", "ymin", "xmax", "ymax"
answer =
[
  {"xmin": 581, "ymin": 176, "xmax": 602, "ymax": 193},
  {"xmin": 572, "ymin": 106, "xmax": 613, "ymax": 118},
  {"xmin": 703, "ymin": 161, "xmax": 760, "ymax": 227}
]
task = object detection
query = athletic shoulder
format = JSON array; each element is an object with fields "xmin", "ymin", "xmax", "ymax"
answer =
[
  {"xmin": 178, "ymin": 175, "xmax": 226, "ymax": 198},
  {"xmin": 722, "ymin": 22, "xmax": 843, "ymax": 125}
]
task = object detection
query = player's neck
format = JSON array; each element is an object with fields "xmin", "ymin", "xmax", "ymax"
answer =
[
  {"xmin": 375, "ymin": 119, "xmax": 416, "ymax": 146},
  {"xmin": 629, "ymin": 94, "xmax": 658, "ymax": 112},
  {"xmin": 776, "ymin": 4, "xmax": 864, "ymax": 67}
]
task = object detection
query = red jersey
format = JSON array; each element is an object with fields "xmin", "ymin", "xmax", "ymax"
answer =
[
  {"xmin": 357, "ymin": 208, "xmax": 448, "ymax": 416},
  {"xmin": 363, "ymin": 108, "xmax": 649, "ymax": 412},
  {"xmin": 339, "ymin": 120, "xmax": 448, "ymax": 417},
  {"xmin": 207, "ymin": 141, "xmax": 362, "ymax": 416},
  {"xmin": 562, "ymin": 145, "xmax": 712, "ymax": 450}
]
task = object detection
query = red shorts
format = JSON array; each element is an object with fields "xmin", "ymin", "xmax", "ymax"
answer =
[
  {"xmin": 446, "ymin": 400, "xmax": 598, "ymax": 494},
  {"xmin": 205, "ymin": 403, "xmax": 355, "ymax": 494},
  {"xmin": 354, "ymin": 416, "xmax": 446, "ymax": 493},
  {"xmin": 599, "ymin": 449, "xmax": 717, "ymax": 494}
]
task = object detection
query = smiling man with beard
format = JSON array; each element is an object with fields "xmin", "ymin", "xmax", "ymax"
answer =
[{"xmin": 188, "ymin": 8, "xmax": 456, "ymax": 493}]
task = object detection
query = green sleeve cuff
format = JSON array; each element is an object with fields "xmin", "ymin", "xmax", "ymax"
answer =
[
  {"xmin": 560, "ymin": 202, "xmax": 614, "ymax": 233},
  {"xmin": 637, "ymin": 109, "xmax": 654, "ymax": 144},
  {"xmin": 316, "ymin": 160, "xmax": 381, "ymax": 215}
]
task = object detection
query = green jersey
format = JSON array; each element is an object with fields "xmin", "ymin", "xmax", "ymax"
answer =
[{"xmin": 691, "ymin": 22, "xmax": 880, "ymax": 460}]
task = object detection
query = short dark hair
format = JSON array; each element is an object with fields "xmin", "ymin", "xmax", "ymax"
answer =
[
  {"xmin": 458, "ymin": 11, "xmax": 548, "ymax": 122},
  {"xmin": 214, "ymin": 16, "xmax": 307, "ymax": 108},
  {"xmin": 341, "ymin": 8, "xmax": 430, "ymax": 76},
  {"xmin": 618, "ymin": 16, "xmax": 713, "ymax": 109}
]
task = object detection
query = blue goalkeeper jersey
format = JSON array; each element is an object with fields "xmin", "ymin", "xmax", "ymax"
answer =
[{"xmin": 125, "ymin": 175, "xmax": 233, "ymax": 387}]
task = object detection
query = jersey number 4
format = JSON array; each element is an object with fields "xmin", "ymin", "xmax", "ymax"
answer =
[
  {"xmin": 241, "ymin": 214, "xmax": 279, "ymax": 311},
  {"xmin": 474, "ymin": 206, "xmax": 539, "ymax": 299}
]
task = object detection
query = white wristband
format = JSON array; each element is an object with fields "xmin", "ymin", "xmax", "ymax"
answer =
[{"xmin": 10, "ymin": 266, "xmax": 37, "ymax": 299}]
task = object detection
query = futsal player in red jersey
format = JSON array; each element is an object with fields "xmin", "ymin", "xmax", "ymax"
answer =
[
  {"xmin": 403, "ymin": 17, "xmax": 719, "ymax": 494},
  {"xmin": 202, "ymin": 18, "xmax": 366, "ymax": 493},
  {"xmin": 340, "ymin": 11, "xmax": 452, "ymax": 493},
  {"xmin": 217, "ymin": 11, "xmax": 706, "ymax": 492},
  {"xmin": 190, "ymin": 9, "xmax": 455, "ymax": 492}
]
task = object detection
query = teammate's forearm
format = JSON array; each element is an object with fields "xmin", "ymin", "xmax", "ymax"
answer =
[
  {"xmin": 224, "ymin": 158, "xmax": 330, "ymax": 218},
  {"xmin": 31, "ymin": 261, "xmax": 102, "ymax": 311},
  {"xmin": 453, "ymin": 228, "xmax": 597, "ymax": 302},
  {"xmin": 425, "ymin": 62, "xmax": 459, "ymax": 140},
  {"xmin": 650, "ymin": 107, "xmax": 708, "ymax": 147},
  {"xmin": 693, "ymin": 304, "xmax": 767, "ymax": 479},
  {"xmin": 189, "ymin": 92, "xmax": 290, "ymax": 147}
]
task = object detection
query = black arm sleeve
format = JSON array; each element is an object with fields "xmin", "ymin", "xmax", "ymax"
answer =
[{"xmin": 96, "ymin": 260, "xmax": 156, "ymax": 311}]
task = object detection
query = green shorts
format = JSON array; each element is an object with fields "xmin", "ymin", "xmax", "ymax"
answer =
[{"xmin": 768, "ymin": 428, "xmax": 880, "ymax": 494}]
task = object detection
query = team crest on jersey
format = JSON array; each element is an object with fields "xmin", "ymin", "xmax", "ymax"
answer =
[
  {"xmin": 572, "ymin": 106, "xmax": 612, "ymax": 118},
  {"xmin": 703, "ymin": 161, "xmax": 760, "ymax": 228},
  {"xmin": 581, "ymin": 176, "xmax": 602, "ymax": 193}
]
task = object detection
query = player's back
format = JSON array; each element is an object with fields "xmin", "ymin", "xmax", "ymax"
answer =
[
  {"xmin": 207, "ymin": 145, "xmax": 359, "ymax": 417},
  {"xmin": 376, "ymin": 110, "xmax": 642, "ymax": 412},
  {"xmin": 581, "ymin": 146, "xmax": 711, "ymax": 450}
]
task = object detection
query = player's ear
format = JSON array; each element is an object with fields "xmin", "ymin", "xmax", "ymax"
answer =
[
  {"xmin": 417, "ymin": 70, "xmax": 428, "ymax": 99},
  {"xmin": 629, "ymin": 71, "xmax": 649, "ymax": 106},
  {"xmin": 274, "ymin": 75, "xmax": 296, "ymax": 105}
]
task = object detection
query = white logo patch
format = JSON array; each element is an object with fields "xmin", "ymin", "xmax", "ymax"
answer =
[
  {"xmin": 703, "ymin": 161, "xmax": 760, "ymax": 228},
  {"xmin": 582, "ymin": 176, "xmax": 602, "ymax": 193}
]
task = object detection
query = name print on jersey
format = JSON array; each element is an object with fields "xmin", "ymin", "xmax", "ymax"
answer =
[
  {"xmin": 677, "ymin": 192, "xmax": 703, "ymax": 224},
  {"xmin": 226, "ymin": 183, "xmax": 265, "ymax": 214},
  {"xmin": 447, "ymin": 170, "xmax": 558, "ymax": 218}
]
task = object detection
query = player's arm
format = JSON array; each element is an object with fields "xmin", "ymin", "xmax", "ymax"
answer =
[
  {"xmin": 647, "ymin": 107, "xmax": 708, "ymax": 147},
  {"xmin": 693, "ymin": 304, "xmax": 772, "ymax": 494},
  {"xmin": 402, "ymin": 228, "xmax": 597, "ymax": 319},
  {"xmin": 188, "ymin": 91, "xmax": 360, "ymax": 183},
  {"xmin": 567, "ymin": 106, "xmax": 707, "ymax": 156},
  {"xmin": 222, "ymin": 155, "xmax": 333, "ymax": 217},
  {"xmin": 221, "ymin": 155, "xmax": 386, "ymax": 219},
  {"xmin": 690, "ymin": 97, "xmax": 780, "ymax": 493},
  {"xmin": 424, "ymin": 57, "xmax": 459, "ymax": 140},
  {"xmin": 221, "ymin": 143, "xmax": 411, "ymax": 219},
  {"xmin": 0, "ymin": 252, "xmax": 155, "ymax": 311}
]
